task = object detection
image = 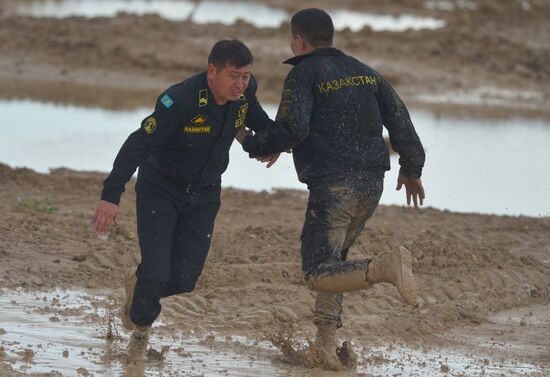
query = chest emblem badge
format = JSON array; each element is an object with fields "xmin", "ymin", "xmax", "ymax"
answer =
[{"xmin": 191, "ymin": 115, "xmax": 207, "ymax": 125}]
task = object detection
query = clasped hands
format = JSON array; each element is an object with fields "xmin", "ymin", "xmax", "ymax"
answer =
[{"xmin": 235, "ymin": 127, "xmax": 287, "ymax": 168}]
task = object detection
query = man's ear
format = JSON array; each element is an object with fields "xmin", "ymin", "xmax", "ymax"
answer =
[
  {"xmin": 296, "ymin": 34, "xmax": 306, "ymax": 50},
  {"xmin": 207, "ymin": 63, "xmax": 217, "ymax": 79}
]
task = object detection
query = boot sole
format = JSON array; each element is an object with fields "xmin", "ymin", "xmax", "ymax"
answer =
[
  {"xmin": 120, "ymin": 267, "xmax": 137, "ymax": 331},
  {"xmin": 394, "ymin": 247, "xmax": 417, "ymax": 305}
]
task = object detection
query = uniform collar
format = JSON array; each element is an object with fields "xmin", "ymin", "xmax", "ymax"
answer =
[{"xmin": 283, "ymin": 47, "xmax": 345, "ymax": 66}]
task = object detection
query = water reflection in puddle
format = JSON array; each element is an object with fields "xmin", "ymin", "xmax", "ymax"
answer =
[
  {"xmin": 13, "ymin": 0, "xmax": 446, "ymax": 31},
  {"xmin": 0, "ymin": 289, "xmax": 544, "ymax": 376}
]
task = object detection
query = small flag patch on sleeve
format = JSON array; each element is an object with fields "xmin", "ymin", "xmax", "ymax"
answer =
[{"xmin": 160, "ymin": 94, "xmax": 175, "ymax": 109}]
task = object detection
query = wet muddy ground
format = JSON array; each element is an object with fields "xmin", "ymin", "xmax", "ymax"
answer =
[
  {"xmin": 1, "ymin": 165, "xmax": 550, "ymax": 376},
  {"xmin": 1, "ymin": 288, "xmax": 548, "ymax": 376}
]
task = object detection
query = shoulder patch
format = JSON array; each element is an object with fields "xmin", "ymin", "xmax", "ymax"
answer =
[
  {"xmin": 276, "ymin": 99, "xmax": 292, "ymax": 120},
  {"xmin": 199, "ymin": 89, "xmax": 208, "ymax": 107},
  {"xmin": 282, "ymin": 79, "xmax": 296, "ymax": 97},
  {"xmin": 160, "ymin": 94, "xmax": 174, "ymax": 109},
  {"xmin": 142, "ymin": 116, "xmax": 157, "ymax": 134}
]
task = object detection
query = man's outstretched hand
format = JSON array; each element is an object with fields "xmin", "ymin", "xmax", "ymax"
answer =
[
  {"xmin": 396, "ymin": 175, "xmax": 425, "ymax": 208},
  {"xmin": 92, "ymin": 200, "xmax": 119, "ymax": 234},
  {"xmin": 255, "ymin": 153, "xmax": 281, "ymax": 168}
]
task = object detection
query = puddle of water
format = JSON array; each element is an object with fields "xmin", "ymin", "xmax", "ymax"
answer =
[
  {"xmin": 360, "ymin": 344, "xmax": 543, "ymax": 376},
  {"xmin": 2, "ymin": 100, "xmax": 550, "ymax": 217},
  {"xmin": 189, "ymin": 1, "xmax": 287, "ymax": 28},
  {"xmin": 330, "ymin": 10, "xmax": 446, "ymax": 32},
  {"xmin": 13, "ymin": 0, "xmax": 446, "ymax": 31},
  {"xmin": 416, "ymin": 87, "xmax": 546, "ymax": 110},
  {"xmin": 0, "ymin": 288, "xmax": 544, "ymax": 376},
  {"xmin": 0, "ymin": 288, "xmax": 283, "ymax": 376},
  {"xmin": 424, "ymin": 0, "xmax": 478, "ymax": 11},
  {"xmin": 13, "ymin": 0, "xmax": 197, "ymax": 21}
]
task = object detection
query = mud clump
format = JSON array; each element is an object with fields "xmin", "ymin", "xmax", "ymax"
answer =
[
  {"xmin": 17, "ymin": 348, "xmax": 35, "ymax": 361},
  {"xmin": 147, "ymin": 345, "xmax": 171, "ymax": 361},
  {"xmin": 77, "ymin": 367, "xmax": 91, "ymax": 376},
  {"xmin": 336, "ymin": 340, "xmax": 358, "ymax": 369}
]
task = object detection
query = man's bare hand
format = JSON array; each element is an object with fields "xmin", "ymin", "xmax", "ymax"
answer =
[
  {"xmin": 92, "ymin": 200, "xmax": 119, "ymax": 234},
  {"xmin": 255, "ymin": 153, "xmax": 281, "ymax": 168},
  {"xmin": 396, "ymin": 175, "xmax": 425, "ymax": 208}
]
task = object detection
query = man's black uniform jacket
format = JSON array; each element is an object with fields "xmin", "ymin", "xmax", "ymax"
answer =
[
  {"xmin": 242, "ymin": 48, "xmax": 425, "ymax": 185},
  {"xmin": 101, "ymin": 72, "xmax": 269, "ymax": 205}
]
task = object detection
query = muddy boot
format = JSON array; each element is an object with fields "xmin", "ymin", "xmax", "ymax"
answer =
[
  {"xmin": 306, "ymin": 260, "xmax": 371, "ymax": 294},
  {"xmin": 125, "ymin": 325, "xmax": 150, "ymax": 363},
  {"xmin": 307, "ymin": 323, "xmax": 344, "ymax": 371},
  {"xmin": 121, "ymin": 266, "xmax": 137, "ymax": 331},
  {"xmin": 367, "ymin": 246, "xmax": 417, "ymax": 305}
]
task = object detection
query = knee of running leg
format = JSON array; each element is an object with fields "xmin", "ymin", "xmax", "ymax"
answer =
[
  {"xmin": 137, "ymin": 268, "xmax": 171, "ymax": 283},
  {"xmin": 179, "ymin": 283, "xmax": 196, "ymax": 293},
  {"xmin": 172, "ymin": 275, "xmax": 198, "ymax": 294}
]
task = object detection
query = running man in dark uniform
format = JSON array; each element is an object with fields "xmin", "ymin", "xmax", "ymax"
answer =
[
  {"xmin": 91, "ymin": 39, "xmax": 275, "ymax": 362},
  {"xmin": 237, "ymin": 9, "xmax": 426, "ymax": 370}
]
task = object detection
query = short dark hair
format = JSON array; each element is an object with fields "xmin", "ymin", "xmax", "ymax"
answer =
[
  {"xmin": 208, "ymin": 39, "xmax": 253, "ymax": 69},
  {"xmin": 291, "ymin": 8, "xmax": 334, "ymax": 48}
]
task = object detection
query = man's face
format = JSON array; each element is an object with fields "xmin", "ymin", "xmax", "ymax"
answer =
[{"xmin": 207, "ymin": 64, "xmax": 251, "ymax": 103}]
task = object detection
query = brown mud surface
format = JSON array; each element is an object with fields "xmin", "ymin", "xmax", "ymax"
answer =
[
  {"xmin": 0, "ymin": 0, "xmax": 549, "ymax": 118},
  {"xmin": 1, "ymin": 164, "xmax": 550, "ymax": 375}
]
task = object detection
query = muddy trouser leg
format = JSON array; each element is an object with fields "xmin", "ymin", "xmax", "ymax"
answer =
[
  {"xmin": 131, "ymin": 191, "xmax": 178, "ymax": 327},
  {"xmin": 302, "ymin": 175, "xmax": 383, "ymax": 326},
  {"xmin": 161, "ymin": 185, "xmax": 221, "ymax": 298}
]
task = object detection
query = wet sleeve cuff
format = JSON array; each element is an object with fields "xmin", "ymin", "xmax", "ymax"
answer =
[
  {"xmin": 242, "ymin": 135, "xmax": 259, "ymax": 158},
  {"xmin": 100, "ymin": 189, "xmax": 122, "ymax": 206},
  {"xmin": 399, "ymin": 166, "xmax": 422, "ymax": 179}
]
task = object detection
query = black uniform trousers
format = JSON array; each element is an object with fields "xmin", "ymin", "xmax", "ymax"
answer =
[{"xmin": 129, "ymin": 173, "xmax": 221, "ymax": 327}]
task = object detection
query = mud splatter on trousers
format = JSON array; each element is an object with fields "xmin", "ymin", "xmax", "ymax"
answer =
[{"xmin": 301, "ymin": 170, "xmax": 384, "ymax": 327}]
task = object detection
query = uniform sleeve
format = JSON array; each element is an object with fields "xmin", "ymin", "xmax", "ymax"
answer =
[
  {"xmin": 242, "ymin": 66, "xmax": 314, "ymax": 157},
  {"xmin": 243, "ymin": 75, "xmax": 272, "ymax": 132},
  {"xmin": 101, "ymin": 90, "xmax": 186, "ymax": 205},
  {"xmin": 376, "ymin": 74, "xmax": 425, "ymax": 178}
]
